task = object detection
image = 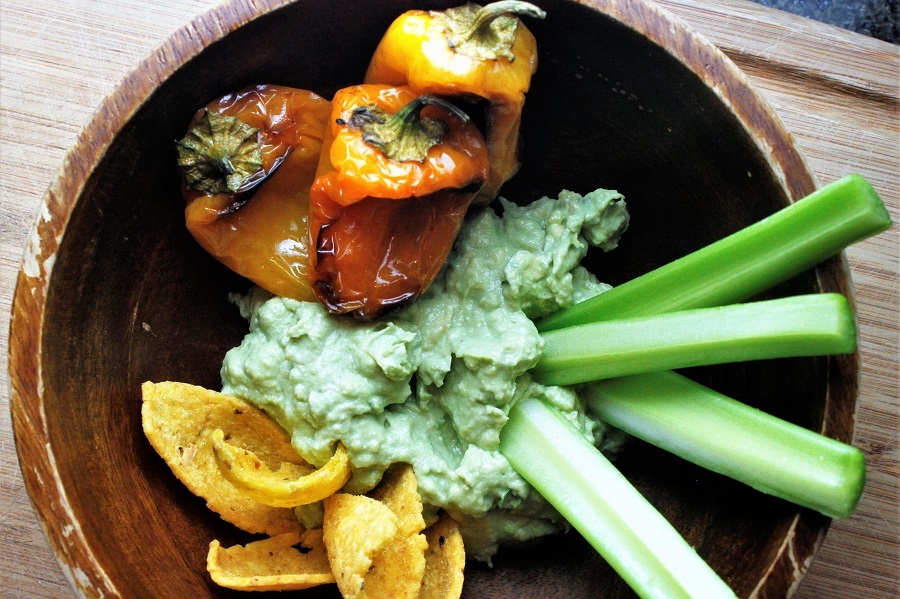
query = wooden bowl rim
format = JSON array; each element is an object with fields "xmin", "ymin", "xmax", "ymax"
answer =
[{"xmin": 8, "ymin": 0, "xmax": 853, "ymax": 597}]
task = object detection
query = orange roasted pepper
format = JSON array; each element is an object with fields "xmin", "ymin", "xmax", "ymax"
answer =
[
  {"xmin": 309, "ymin": 84, "xmax": 489, "ymax": 319},
  {"xmin": 176, "ymin": 85, "xmax": 331, "ymax": 301},
  {"xmin": 365, "ymin": 1, "xmax": 545, "ymax": 204}
]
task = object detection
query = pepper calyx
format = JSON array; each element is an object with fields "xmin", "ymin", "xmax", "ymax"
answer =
[
  {"xmin": 348, "ymin": 95, "xmax": 468, "ymax": 163},
  {"xmin": 434, "ymin": 1, "xmax": 546, "ymax": 61},
  {"xmin": 176, "ymin": 109, "xmax": 263, "ymax": 195}
]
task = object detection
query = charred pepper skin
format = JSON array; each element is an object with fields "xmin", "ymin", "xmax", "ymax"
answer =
[
  {"xmin": 364, "ymin": 1, "xmax": 545, "ymax": 204},
  {"xmin": 177, "ymin": 85, "xmax": 331, "ymax": 302},
  {"xmin": 309, "ymin": 84, "xmax": 490, "ymax": 320}
]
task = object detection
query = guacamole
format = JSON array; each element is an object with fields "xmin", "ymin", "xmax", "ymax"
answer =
[{"xmin": 221, "ymin": 189, "xmax": 629, "ymax": 560}]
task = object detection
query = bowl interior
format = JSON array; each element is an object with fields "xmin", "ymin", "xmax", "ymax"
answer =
[{"xmin": 15, "ymin": 0, "xmax": 855, "ymax": 597}]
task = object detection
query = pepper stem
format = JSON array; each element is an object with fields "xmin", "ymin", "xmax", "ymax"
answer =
[
  {"xmin": 438, "ymin": 1, "xmax": 546, "ymax": 61},
  {"xmin": 348, "ymin": 95, "xmax": 469, "ymax": 163},
  {"xmin": 176, "ymin": 109, "xmax": 263, "ymax": 195}
]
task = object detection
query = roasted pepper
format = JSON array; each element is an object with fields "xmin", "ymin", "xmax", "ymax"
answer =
[
  {"xmin": 364, "ymin": 1, "xmax": 545, "ymax": 204},
  {"xmin": 309, "ymin": 84, "xmax": 489, "ymax": 319},
  {"xmin": 176, "ymin": 85, "xmax": 331, "ymax": 301}
]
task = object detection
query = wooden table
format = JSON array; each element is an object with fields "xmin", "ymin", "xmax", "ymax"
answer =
[{"xmin": 1, "ymin": 0, "xmax": 896, "ymax": 597}]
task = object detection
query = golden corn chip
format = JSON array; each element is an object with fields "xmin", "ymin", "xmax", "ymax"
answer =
[
  {"xmin": 368, "ymin": 463, "xmax": 426, "ymax": 536},
  {"xmin": 213, "ymin": 431, "xmax": 351, "ymax": 507},
  {"xmin": 323, "ymin": 493, "xmax": 399, "ymax": 599},
  {"xmin": 420, "ymin": 513, "xmax": 466, "ymax": 599},
  {"xmin": 141, "ymin": 381, "xmax": 302, "ymax": 536},
  {"xmin": 364, "ymin": 464, "xmax": 429, "ymax": 599},
  {"xmin": 207, "ymin": 529, "xmax": 335, "ymax": 591}
]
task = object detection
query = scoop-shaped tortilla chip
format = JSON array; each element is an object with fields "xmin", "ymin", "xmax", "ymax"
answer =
[
  {"xmin": 212, "ymin": 430, "xmax": 351, "ymax": 507},
  {"xmin": 368, "ymin": 464, "xmax": 426, "ymax": 537},
  {"xmin": 141, "ymin": 381, "xmax": 304, "ymax": 536},
  {"xmin": 323, "ymin": 493, "xmax": 398, "ymax": 599},
  {"xmin": 420, "ymin": 513, "xmax": 466, "ymax": 599},
  {"xmin": 364, "ymin": 464, "xmax": 429, "ymax": 599},
  {"xmin": 207, "ymin": 529, "xmax": 335, "ymax": 591}
]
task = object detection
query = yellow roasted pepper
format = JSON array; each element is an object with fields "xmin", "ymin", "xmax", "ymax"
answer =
[{"xmin": 365, "ymin": 1, "xmax": 545, "ymax": 204}]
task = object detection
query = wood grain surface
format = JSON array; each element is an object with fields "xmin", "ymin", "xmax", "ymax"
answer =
[{"xmin": 1, "ymin": 0, "xmax": 896, "ymax": 597}]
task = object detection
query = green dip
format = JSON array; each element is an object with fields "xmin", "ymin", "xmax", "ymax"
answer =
[{"xmin": 221, "ymin": 189, "xmax": 629, "ymax": 560}]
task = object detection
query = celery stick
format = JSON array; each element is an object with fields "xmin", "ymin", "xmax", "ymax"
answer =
[
  {"xmin": 526, "ymin": 177, "xmax": 882, "ymax": 515},
  {"xmin": 533, "ymin": 293, "xmax": 856, "ymax": 386},
  {"xmin": 583, "ymin": 371, "xmax": 866, "ymax": 518},
  {"xmin": 500, "ymin": 399, "xmax": 737, "ymax": 599},
  {"xmin": 537, "ymin": 174, "xmax": 891, "ymax": 332}
]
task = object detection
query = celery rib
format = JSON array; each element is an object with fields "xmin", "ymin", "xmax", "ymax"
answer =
[
  {"xmin": 532, "ymin": 293, "xmax": 856, "ymax": 386},
  {"xmin": 537, "ymin": 174, "xmax": 891, "ymax": 332},
  {"xmin": 582, "ymin": 372, "xmax": 866, "ymax": 518},
  {"xmin": 494, "ymin": 177, "xmax": 886, "ymax": 597},
  {"xmin": 500, "ymin": 399, "xmax": 737, "ymax": 599}
]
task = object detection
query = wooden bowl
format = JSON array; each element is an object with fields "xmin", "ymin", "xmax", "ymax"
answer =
[{"xmin": 9, "ymin": 0, "xmax": 858, "ymax": 597}]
